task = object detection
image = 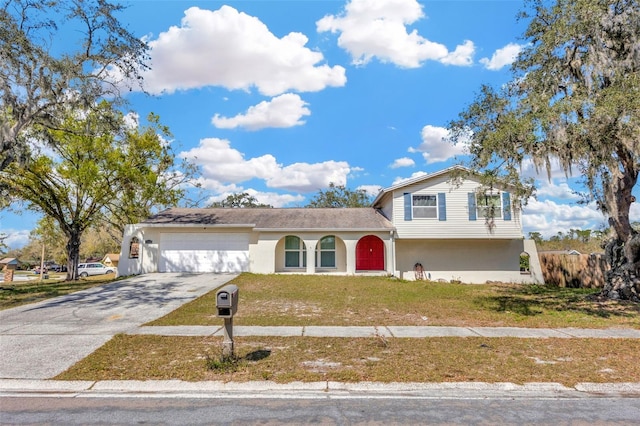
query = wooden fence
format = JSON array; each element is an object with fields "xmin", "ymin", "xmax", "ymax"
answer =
[{"xmin": 539, "ymin": 253, "xmax": 609, "ymax": 288}]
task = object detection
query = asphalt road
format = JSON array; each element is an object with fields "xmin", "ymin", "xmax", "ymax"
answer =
[{"xmin": 2, "ymin": 394, "xmax": 640, "ymax": 425}]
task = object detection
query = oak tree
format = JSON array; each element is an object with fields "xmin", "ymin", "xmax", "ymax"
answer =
[
  {"xmin": 0, "ymin": 102, "xmax": 189, "ymax": 280},
  {"xmin": 449, "ymin": 0, "xmax": 640, "ymax": 301},
  {"xmin": 0, "ymin": 0, "xmax": 147, "ymax": 171},
  {"xmin": 306, "ymin": 183, "xmax": 373, "ymax": 208}
]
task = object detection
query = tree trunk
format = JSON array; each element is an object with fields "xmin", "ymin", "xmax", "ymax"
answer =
[
  {"xmin": 65, "ymin": 230, "xmax": 82, "ymax": 281},
  {"xmin": 599, "ymin": 147, "xmax": 639, "ymax": 302},
  {"xmin": 602, "ymin": 235, "xmax": 640, "ymax": 302}
]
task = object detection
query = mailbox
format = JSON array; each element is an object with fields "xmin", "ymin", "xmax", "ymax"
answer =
[{"xmin": 216, "ymin": 284, "xmax": 239, "ymax": 318}]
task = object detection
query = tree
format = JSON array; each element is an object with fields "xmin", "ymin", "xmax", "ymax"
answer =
[
  {"xmin": 528, "ymin": 232, "xmax": 543, "ymax": 243},
  {"xmin": 0, "ymin": 102, "xmax": 189, "ymax": 280},
  {"xmin": 0, "ymin": 0, "xmax": 148, "ymax": 171},
  {"xmin": 448, "ymin": 0, "xmax": 640, "ymax": 301},
  {"xmin": 306, "ymin": 183, "xmax": 372, "ymax": 208},
  {"xmin": 208, "ymin": 193, "xmax": 272, "ymax": 208}
]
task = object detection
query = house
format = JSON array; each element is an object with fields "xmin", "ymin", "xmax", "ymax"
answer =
[
  {"xmin": 117, "ymin": 166, "xmax": 543, "ymax": 283},
  {"xmin": 102, "ymin": 253, "xmax": 120, "ymax": 268},
  {"xmin": 1, "ymin": 257, "xmax": 20, "ymax": 283}
]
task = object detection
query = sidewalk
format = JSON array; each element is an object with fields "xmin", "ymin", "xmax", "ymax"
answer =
[{"xmin": 130, "ymin": 324, "xmax": 640, "ymax": 339}]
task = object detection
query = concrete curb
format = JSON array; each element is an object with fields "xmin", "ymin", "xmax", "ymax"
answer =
[{"xmin": 1, "ymin": 379, "xmax": 639, "ymax": 398}]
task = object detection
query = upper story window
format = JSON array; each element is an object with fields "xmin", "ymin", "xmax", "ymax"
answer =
[
  {"xmin": 404, "ymin": 192, "xmax": 446, "ymax": 221},
  {"xmin": 412, "ymin": 195, "xmax": 437, "ymax": 219},
  {"xmin": 477, "ymin": 193, "xmax": 502, "ymax": 219}
]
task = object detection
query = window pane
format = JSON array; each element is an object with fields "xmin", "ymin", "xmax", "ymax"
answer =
[
  {"xmin": 320, "ymin": 236, "xmax": 335, "ymax": 249},
  {"xmin": 285, "ymin": 252, "xmax": 300, "ymax": 267},
  {"xmin": 285, "ymin": 236, "xmax": 300, "ymax": 249},
  {"xmin": 413, "ymin": 195, "xmax": 436, "ymax": 206},
  {"xmin": 477, "ymin": 194, "xmax": 502, "ymax": 218},
  {"xmin": 320, "ymin": 251, "xmax": 335, "ymax": 267},
  {"xmin": 413, "ymin": 207, "xmax": 437, "ymax": 218}
]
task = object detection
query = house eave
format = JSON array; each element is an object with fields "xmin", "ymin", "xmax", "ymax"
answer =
[
  {"xmin": 254, "ymin": 227, "xmax": 395, "ymax": 233},
  {"xmin": 139, "ymin": 223, "xmax": 257, "ymax": 229}
]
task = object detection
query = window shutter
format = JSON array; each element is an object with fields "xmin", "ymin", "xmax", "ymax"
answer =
[
  {"xmin": 438, "ymin": 193, "xmax": 446, "ymax": 221},
  {"xmin": 502, "ymin": 192, "xmax": 512, "ymax": 221},
  {"xmin": 468, "ymin": 193, "xmax": 477, "ymax": 221},
  {"xmin": 404, "ymin": 193, "xmax": 412, "ymax": 221}
]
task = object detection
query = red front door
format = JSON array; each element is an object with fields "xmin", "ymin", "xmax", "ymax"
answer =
[{"xmin": 356, "ymin": 235, "xmax": 385, "ymax": 271}]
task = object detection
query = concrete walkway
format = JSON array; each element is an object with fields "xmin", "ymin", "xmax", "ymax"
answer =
[
  {"xmin": 0, "ymin": 273, "xmax": 237, "ymax": 379},
  {"xmin": 131, "ymin": 324, "xmax": 640, "ymax": 339}
]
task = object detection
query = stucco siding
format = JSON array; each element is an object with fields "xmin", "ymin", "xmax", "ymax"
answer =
[{"xmin": 395, "ymin": 239, "xmax": 542, "ymax": 284}]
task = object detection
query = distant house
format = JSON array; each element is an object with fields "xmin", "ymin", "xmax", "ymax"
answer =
[
  {"xmin": 0, "ymin": 258, "xmax": 19, "ymax": 270},
  {"xmin": 102, "ymin": 253, "xmax": 120, "ymax": 268},
  {"xmin": 539, "ymin": 249, "xmax": 582, "ymax": 256},
  {"xmin": 1, "ymin": 257, "xmax": 20, "ymax": 282},
  {"xmin": 117, "ymin": 166, "xmax": 543, "ymax": 283}
]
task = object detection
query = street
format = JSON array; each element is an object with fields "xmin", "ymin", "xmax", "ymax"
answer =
[{"xmin": 2, "ymin": 393, "xmax": 640, "ymax": 425}]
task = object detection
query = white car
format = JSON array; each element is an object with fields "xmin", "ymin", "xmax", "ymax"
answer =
[{"xmin": 77, "ymin": 263, "xmax": 115, "ymax": 277}]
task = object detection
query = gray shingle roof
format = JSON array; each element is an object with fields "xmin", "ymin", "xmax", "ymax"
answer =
[{"xmin": 142, "ymin": 208, "xmax": 394, "ymax": 231}]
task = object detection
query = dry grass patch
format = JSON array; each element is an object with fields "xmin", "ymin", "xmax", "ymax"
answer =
[
  {"xmin": 55, "ymin": 334, "xmax": 640, "ymax": 386},
  {"xmin": 147, "ymin": 274, "xmax": 640, "ymax": 329}
]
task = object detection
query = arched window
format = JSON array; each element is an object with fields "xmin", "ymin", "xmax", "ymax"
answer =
[
  {"xmin": 284, "ymin": 236, "xmax": 306, "ymax": 268},
  {"xmin": 316, "ymin": 236, "xmax": 336, "ymax": 268},
  {"xmin": 129, "ymin": 237, "xmax": 140, "ymax": 259},
  {"xmin": 520, "ymin": 251, "xmax": 530, "ymax": 274}
]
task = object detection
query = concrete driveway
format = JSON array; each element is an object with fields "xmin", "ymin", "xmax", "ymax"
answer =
[{"xmin": 0, "ymin": 273, "xmax": 236, "ymax": 379}]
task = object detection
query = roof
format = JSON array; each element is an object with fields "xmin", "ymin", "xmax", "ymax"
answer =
[
  {"xmin": 539, "ymin": 249, "xmax": 582, "ymax": 256},
  {"xmin": 0, "ymin": 258, "xmax": 18, "ymax": 265},
  {"xmin": 142, "ymin": 208, "xmax": 395, "ymax": 231},
  {"xmin": 103, "ymin": 253, "xmax": 120, "ymax": 261}
]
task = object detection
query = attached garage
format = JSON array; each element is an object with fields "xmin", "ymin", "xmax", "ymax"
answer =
[{"xmin": 158, "ymin": 232, "xmax": 250, "ymax": 273}]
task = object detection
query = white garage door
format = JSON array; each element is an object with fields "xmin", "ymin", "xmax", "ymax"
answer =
[{"xmin": 159, "ymin": 233, "xmax": 250, "ymax": 273}]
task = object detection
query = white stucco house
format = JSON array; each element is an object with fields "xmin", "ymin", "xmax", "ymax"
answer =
[{"xmin": 117, "ymin": 166, "xmax": 543, "ymax": 283}]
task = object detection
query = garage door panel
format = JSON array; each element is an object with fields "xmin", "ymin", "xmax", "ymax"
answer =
[
  {"xmin": 161, "ymin": 250, "xmax": 249, "ymax": 273},
  {"xmin": 159, "ymin": 233, "xmax": 249, "ymax": 273}
]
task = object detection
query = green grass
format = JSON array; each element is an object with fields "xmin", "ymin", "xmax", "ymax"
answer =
[
  {"xmin": 147, "ymin": 274, "xmax": 640, "ymax": 329},
  {"xmin": 0, "ymin": 273, "xmax": 117, "ymax": 310}
]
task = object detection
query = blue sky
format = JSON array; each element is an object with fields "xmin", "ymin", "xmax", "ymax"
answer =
[{"xmin": 3, "ymin": 0, "xmax": 637, "ymax": 249}]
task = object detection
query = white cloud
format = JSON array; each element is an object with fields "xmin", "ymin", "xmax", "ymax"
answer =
[
  {"xmin": 392, "ymin": 171, "xmax": 427, "ymax": 186},
  {"xmin": 441, "ymin": 40, "xmax": 475, "ymax": 66},
  {"xmin": 358, "ymin": 184, "xmax": 383, "ymax": 197},
  {"xmin": 480, "ymin": 43, "xmax": 523, "ymax": 70},
  {"xmin": 535, "ymin": 180, "xmax": 581, "ymax": 201},
  {"xmin": 409, "ymin": 125, "xmax": 468, "ymax": 164},
  {"xmin": 522, "ymin": 198, "xmax": 606, "ymax": 239},
  {"xmin": 212, "ymin": 94, "xmax": 311, "ymax": 131},
  {"xmin": 180, "ymin": 138, "xmax": 352, "ymax": 193},
  {"xmin": 129, "ymin": 6, "xmax": 346, "ymax": 96},
  {"xmin": 390, "ymin": 157, "xmax": 415, "ymax": 169},
  {"xmin": 317, "ymin": 0, "xmax": 474, "ymax": 68},
  {"xmin": 267, "ymin": 161, "xmax": 352, "ymax": 192},
  {"xmin": 2, "ymin": 229, "xmax": 31, "ymax": 250}
]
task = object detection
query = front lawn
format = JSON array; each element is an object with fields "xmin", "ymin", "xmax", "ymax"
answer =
[{"xmin": 147, "ymin": 274, "xmax": 640, "ymax": 329}]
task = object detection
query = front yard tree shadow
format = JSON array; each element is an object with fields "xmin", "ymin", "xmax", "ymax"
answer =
[{"xmin": 474, "ymin": 284, "xmax": 640, "ymax": 320}]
